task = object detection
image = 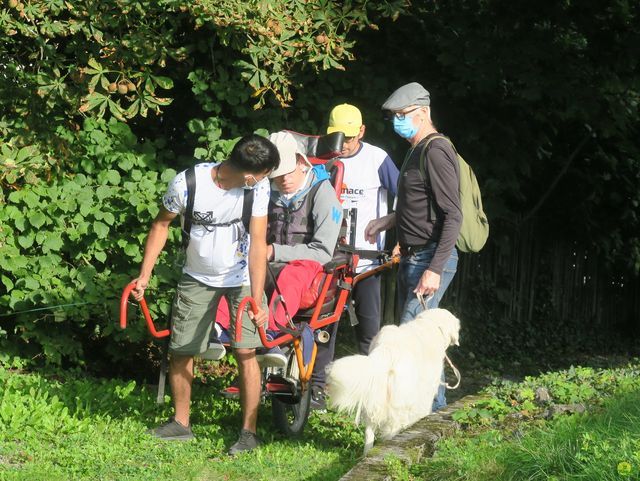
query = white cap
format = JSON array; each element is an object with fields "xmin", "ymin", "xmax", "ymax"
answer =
[{"xmin": 268, "ymin": 131, "xmax": 310, "ymax": 178}]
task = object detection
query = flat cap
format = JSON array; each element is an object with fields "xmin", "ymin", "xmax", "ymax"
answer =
[{"xmin": 381, "ymin": 82, "xmax": 430, "ymax": 111}]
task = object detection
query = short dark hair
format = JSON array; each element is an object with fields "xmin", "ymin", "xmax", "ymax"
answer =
[{"xmin": 228, "ymin": 134, "xmax": 280, "ymax": 174}]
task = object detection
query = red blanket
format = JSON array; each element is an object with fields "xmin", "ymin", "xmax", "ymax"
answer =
[{"xmin": 216, "ymin": 259, "xmax": 323, "ymax": 331}]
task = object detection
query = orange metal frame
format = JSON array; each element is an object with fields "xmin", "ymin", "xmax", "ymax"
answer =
[
  {"xmin": 119, "ymin": 255, "xmax": 400, "ymax": 344},
  {"xmin": 119, "ymin": 256, "xmax": 399, "ymax": 384},
  {"xmin": 120, "ymin": 258, "xmax": 356, "ymax": 384}
]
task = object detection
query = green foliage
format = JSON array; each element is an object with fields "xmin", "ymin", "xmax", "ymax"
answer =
[
  {"xmin": 0, "ymin": 0, "xmax": 411, "ymax": 367},
  {"xmin": 0, "ymin": 0, "xmax": 408, "ymax": 127},
  {"xmin": 451, "ymin": 397, "xmax": 512, "ymax": 426},
  {"xmin": 0, "ymin": 119, "xmax": 179, "ymax": 365},
  {"xmin": 451, "ymin": 363, "xmax": 640, "ymax": 430},
  {"xmin": 186, "ymin": 0, "xmax": 408, "ymax": 108},
  {"xmin": 490, "ymin": 390, "xmax": 640, "ymax": 481},
  {"xmin": 0, "ymin": 363, "xmax": 362, "ymax": 481},
  {"xmin": 408, "ymin": 363, "xmax": 640, "ymax": 481},
  {"xmin": 383, "ymin": 454, "xmax": 415, "ymax": 481},
  {"xmin": 362, "ymin": 0, "xmax": 640, "ymax": 271},
  {"xmin": 1, "ymin": 0, "xmax": 639, "ymax": 368}
]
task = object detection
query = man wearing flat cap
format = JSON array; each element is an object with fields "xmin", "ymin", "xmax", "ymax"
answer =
[{"xmin": 364, "ymin": 82, "xmax": 462, "ymax": 409}]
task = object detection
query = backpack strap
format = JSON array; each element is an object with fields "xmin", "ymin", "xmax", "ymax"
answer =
[
  {"xmin": 417, "ymin": 135, "xmax": 453, "ymax": 222},
  {"xmin": 181, "ymin": 167, "xmax": 196, "ymax": 250},
  {"xmin": 241, "ymin": 188, "xmax": 254, "ymax": 233},
  {"xmin": 417, "ymin": 134, "xmax": 450, "ymax": 183},
  {"xmin": 182, "ymin": 166, "xmax": 254, "ymax": 250}
]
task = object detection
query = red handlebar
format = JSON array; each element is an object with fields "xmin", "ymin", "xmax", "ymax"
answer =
[
  {"xmin": 234, "ymin": 296, "xmax": 298, "ymax": 348},
  {"xmin": 119, "ymin": 282, "xmax": 170, "ymax": 338}
]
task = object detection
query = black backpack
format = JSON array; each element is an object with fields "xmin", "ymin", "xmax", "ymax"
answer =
[{"xmin": 180, "ymin": 166, "xmax": 254, "ymax": 249}]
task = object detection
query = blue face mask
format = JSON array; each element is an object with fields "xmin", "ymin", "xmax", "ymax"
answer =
[{"xmin": 393, "ymin": 115, "xmax": 419, "ymax": 139}]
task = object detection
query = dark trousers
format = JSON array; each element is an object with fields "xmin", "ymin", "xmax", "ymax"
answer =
[
  {"xmin": 352, "ymin": 273, "xmax": 381, "ymax": 355},
  {"xmin": 311, "ymin": 273, "xmax": 382, "ymax": 387},
  {"xmin": 310, "ymin": 319, "xmax": 339, "ymax": 388}
]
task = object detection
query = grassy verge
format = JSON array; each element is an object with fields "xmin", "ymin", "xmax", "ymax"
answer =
[
  {"xmin": 387, "ymin": 362, "xmax": 640, "ymax": 481},
  {"xmin": 0, "ymin": 359, "xmax": 362, "ymax": 481},
  {"xmin": 4, "ymin": 355, "xmax": 639, "ymax": 481}
]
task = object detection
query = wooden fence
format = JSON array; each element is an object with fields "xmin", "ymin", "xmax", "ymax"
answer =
[
  {"xmin": 445, "ymin": 224, "xmax": 640, "ymax": 338},
  {"xmin": 380, "ymin": 223, "xmax": 640, "ymax": 346}
]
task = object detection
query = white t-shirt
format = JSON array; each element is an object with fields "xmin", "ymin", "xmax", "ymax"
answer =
[
  {"xmin": 340, "ymin": 142, "xmax": 397, "ymax": 272},
  {"xmin": 163, "ymin": 162, "xmax": 270, "ymax": 287}
]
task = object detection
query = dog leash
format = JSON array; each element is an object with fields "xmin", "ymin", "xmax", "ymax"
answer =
[
  {"xmin": 415, "ymin": 292, "xmax": 434, "ymax": 310},
  {"xmin": 443, "ymin": 353, "xmax": 461, "ymax": 389},
  {"xmin": 415, "ymin": 293, "xmax": 462, "ymax": 390}
]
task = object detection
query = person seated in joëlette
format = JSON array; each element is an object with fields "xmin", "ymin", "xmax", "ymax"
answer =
[{"xmin": 215, "ymin": 131, "xmax": 343, "ymax": 366}]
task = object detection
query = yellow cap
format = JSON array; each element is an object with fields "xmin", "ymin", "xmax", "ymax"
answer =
[{"xmin": 327, "ymin": 103, "xmax": 362, "ymax": 137}]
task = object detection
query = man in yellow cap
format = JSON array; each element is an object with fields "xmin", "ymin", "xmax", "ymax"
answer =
[{"xmin": 326, "ymin": 103, "xmax": 399, "ymax": 354}]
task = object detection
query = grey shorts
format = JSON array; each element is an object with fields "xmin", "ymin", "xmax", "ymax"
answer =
[{"xmin": 169, "ymin": 274, "xmax": 263, "ymax": 355}]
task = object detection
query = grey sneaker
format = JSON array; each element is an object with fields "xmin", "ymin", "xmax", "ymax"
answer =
[
  {"xmin": 201, "ymin": 340, "xmax": 226, "ymax": 361},
  {"xmin": 256, "ymin": 345, "xmax": 287, "ymax": 369},
  {"xmin": 228, "ymin": 429, "xmax": 261, "ymax": 455},
  {"xmin": 148, "ymin": 417, "xmax": 194, "ymax": 441}
]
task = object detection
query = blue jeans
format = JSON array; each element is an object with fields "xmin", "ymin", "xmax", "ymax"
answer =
[{"xmin": 397, "ymin": 244, "xmax": 458, "ymax": 410}]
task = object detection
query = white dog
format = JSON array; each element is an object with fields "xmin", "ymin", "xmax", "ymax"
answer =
[{"xmin": 326, "ymin": 308, "xmax": 460, "ymax": 454}]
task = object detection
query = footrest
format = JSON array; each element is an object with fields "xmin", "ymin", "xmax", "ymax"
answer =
[
  {"xmin": 266, "ymin": 382, "xmax": 294, "ymax": 394},
  {"xmin": 221, "ymin": 375, "xmax": 299, "ymax": 402},
  {"xmin": 221, "ymin": 384, "xmax": 240, "ymax": 400},
  {"xmin": 266, "ymin": 374, "xmax": 302, "ymax": 404}
]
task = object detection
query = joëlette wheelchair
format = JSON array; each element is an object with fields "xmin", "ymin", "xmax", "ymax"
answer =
[{"xmin": 119, "ymin": 131, "xmax": 399, "ymax": 437}]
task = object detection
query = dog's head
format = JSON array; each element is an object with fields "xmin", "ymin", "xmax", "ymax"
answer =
[
  {"xmin": 410, "ymin": 308, "xmax": 461, "ymax": 347},
  {"xmin": 428, "ymin": 308, "xmax": 461, "ymax": 347}
]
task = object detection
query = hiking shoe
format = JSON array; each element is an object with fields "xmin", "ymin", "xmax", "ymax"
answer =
[
  {"xmin": 201, "ymin": 339, "xmax": 226, "ymax": 361},
  {"xmin": 310, "ymin": 385, "xmax": 327, "ymax": 412},
  {"xmin": 148, "ymin": 417, "xmax": 194, "ymax": 441},
  {"xmin": 228, "ymin": 429, "xmax": 261, "ymax": 455},
  {"xmin": 256, "ymin": 345, "xmax": 287, "ymax": 369}
]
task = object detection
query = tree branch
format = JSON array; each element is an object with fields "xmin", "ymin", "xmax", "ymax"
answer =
[{"xmin": 520, "ymin": 129, "xmax": 593, "ymax": 225}]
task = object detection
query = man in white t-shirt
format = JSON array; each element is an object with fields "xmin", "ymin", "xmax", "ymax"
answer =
[
  {"xmin": 327, "ymin": 104, "xmax": 399, "ymax": 355},
  {"xmin": 131, "ymin": 134, "xmax": 280, "ymax": 454}
]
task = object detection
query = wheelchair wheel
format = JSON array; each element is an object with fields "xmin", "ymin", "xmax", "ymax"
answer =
[{"xmin": 271, "ymin": 349, "xmax": 312, "ymax": 437}]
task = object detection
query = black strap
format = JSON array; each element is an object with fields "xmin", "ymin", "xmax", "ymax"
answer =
[
  {"xmin": 417, "ymin": 135, "xmax": 450, "ymax": 223},
  {"xmin": 181, "ymin": 167, "xmax": 196, "ymax": 250},
  {"xmin": 266, "ymin": 261, "xmax": 296, "ymax": 328},
  {"xmin": 352, "ymin": 249, "xmax": 389, "ymax": 260},
  {"xmin": 181, "ymin": 166, "xmax": 254, "ymax": 250},
  {"xmin": 241, "ymin": 188, "xmax": 254, "ymax": 233}
]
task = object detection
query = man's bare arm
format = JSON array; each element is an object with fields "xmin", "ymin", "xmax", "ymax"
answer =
[{"xmin": 131, "ymin": 207, "xmax": 177, "ymax": 300}]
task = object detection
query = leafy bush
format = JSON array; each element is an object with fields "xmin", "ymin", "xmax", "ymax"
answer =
[
  {"xmin": 0, "ymin": 119, "xmax": 179, "ymax": 366},
  {"xmin": 0, "ymin": 0, "xmax": 408, "ymax": 368},
  {"xmin": 451, "ymin": 363, "xmax": 640, "ymax": 429},
  {"xmin": 383, "ymin": 361, "xmax": 640, "ymax": 481},
  {"xmin": 1, "ymin": 0, "xmax": 639, "ymax": 369}
]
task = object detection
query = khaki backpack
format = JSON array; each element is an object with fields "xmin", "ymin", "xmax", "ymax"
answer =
[{"xmin": 418, "ymin": 136, "xmax": 489, "ymax": 253}]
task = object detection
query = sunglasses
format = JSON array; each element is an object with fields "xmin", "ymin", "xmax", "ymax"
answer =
[{"xmin": 382, "ymin": 106, "xmax": 422, "ymax": 121}]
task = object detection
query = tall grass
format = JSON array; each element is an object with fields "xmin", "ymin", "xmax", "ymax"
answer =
[
  {"xmin": 417, "ymin": 388, "xmax": 640, "ymax": 481},
  {"xmin": 0, "ymin": 361, "xmax": 362, "ymax": 481}
]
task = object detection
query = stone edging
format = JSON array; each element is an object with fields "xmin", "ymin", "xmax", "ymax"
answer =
[{"xmin": 338, "ymin": 393, "xmax": 489, "ymax": 481}]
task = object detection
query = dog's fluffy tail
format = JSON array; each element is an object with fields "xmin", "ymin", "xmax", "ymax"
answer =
[{"xmin": 325, "ymin": 345, "xmax": 394, "ymax": 426}]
